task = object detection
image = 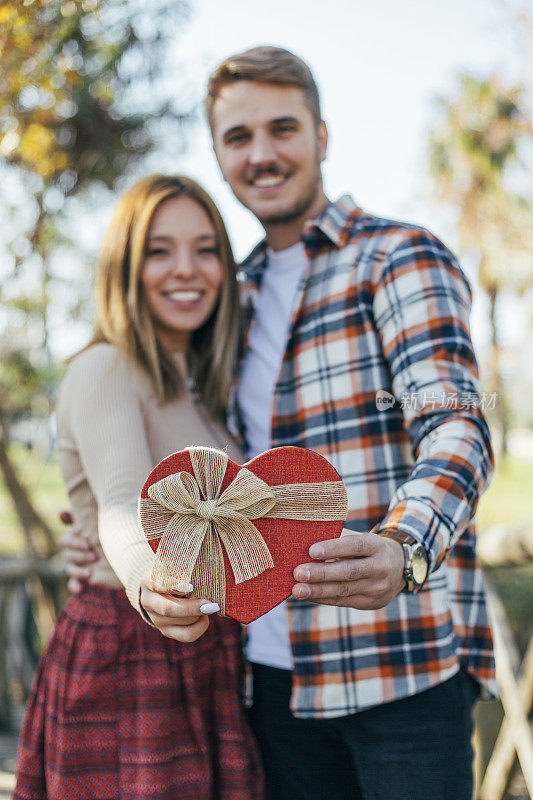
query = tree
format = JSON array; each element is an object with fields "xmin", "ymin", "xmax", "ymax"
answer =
[
  {"xmin": 0, "ymin": 0, "xmax": 192, "ymax": 555},
  {"xmin": 428, "ymin": 74, "xmax": 533, "ymax": 454}
]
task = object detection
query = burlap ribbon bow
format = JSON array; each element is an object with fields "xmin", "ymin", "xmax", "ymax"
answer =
[{"xmin": 139, "ymin": 446, "xmax": 347, "ymax": 613}]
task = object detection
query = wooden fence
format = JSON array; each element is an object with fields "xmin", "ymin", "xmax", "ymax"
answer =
[
  {"xmin": 0, "ymin": 558, "xmax": 67, "ymax": 731},
  {"xmin": 477, "ymin": 582, "xmax": 533, "ymax": 799},
  {"xmin": 0, "ymin": 554, "xmax": 532, "ymax": 798}
]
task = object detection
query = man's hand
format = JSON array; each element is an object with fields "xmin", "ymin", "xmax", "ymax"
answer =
[
  {"xmin": 59, "ymin": 511, "xmax": 98, "ymax": 593},
  {"xmin": 140, "ymin": 572, "xmax": 220, "ymax": 643},
  {"xmin": 292, "ymin": 530, "xmax": 406, "ymax": 610}
]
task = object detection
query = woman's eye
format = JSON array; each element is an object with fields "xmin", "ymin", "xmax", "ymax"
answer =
[
  {"xmin": 198, "ymin": 247, "xmax": 218, "ymax": 256},
  {"xmin": 146, "ymin": 248, "xmax": 169, "ymax": 257}
]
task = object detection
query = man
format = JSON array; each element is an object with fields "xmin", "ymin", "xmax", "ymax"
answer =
[{"xmin": 66, "ymin": 47, "xmax": 496, "ymax": 799}]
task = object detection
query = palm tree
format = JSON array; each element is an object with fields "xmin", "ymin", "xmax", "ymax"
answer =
[{"xmin": 429, "ymin": 75, "xmax": 533, "ymax": 454}]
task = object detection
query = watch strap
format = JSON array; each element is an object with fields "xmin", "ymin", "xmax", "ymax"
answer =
[{"xmin": 377, "ymin": 528, "xmax": 417, "ymax": 546}]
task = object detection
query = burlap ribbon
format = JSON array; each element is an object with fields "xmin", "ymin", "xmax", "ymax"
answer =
[{"xmin": 139, "ymin": 446, "xmax": 347, "ymax": 613}]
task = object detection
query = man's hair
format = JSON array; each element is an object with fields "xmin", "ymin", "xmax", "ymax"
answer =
[{"xmin": 206, "ymin": 46, "xmax": 322, "ymax": 131}]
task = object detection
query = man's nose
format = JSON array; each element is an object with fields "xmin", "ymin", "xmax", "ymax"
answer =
[{"xmin": 248, "ymin": 131, "xmax": 277, "ymax": 166}]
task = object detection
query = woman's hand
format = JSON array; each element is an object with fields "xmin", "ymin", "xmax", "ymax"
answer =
[
  {"xmin": 59, "ymin": 511, "xmax": 98, "ymax": 593},
  {"xmin": 139, "ymin": 571, "xmax": 220, "ymax": 643}
]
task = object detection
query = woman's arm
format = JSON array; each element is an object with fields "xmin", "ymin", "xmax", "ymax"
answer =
[
  {"xmin": 62, "ymin": 344, "xmax": 155, "ymax": 609},
  {"xmin": 61, "ymin": 344, "xmax": 216, "ymax": 639}
]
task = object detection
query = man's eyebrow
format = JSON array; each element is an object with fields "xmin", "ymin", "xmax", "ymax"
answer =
[
  {"xmin": 270, "ymin": 116, "xmax": 301, "ymax": 126},
  {"xmin": 222, "ymin": 124, "xmax": 248, "ymax": 141}
]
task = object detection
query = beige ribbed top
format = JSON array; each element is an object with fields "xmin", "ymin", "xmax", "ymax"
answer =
[{"xmin": 57, "ymin": 343, "xmax": 243, "ymax": 613}]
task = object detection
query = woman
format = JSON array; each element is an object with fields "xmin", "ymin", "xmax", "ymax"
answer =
[{"xmin": 14, "ymin": 175, "xmax": 265, "ymax": 800}]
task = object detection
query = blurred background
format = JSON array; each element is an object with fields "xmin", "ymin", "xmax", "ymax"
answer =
[{"xmin": 1, "ymin": 0, "xmax": 532, "ymax": 797}]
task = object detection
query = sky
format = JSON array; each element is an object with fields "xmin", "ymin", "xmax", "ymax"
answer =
[
  {"xmin": 6, "ymin": 0, "xmax": 530, "ymax": 364},
  {"xmin": 136, "ymin": 0, "xmax": 531, "ymax": 362},
  {"xmin": 154, "ymin": 0, "xmax": 523, "ymax": 256}
]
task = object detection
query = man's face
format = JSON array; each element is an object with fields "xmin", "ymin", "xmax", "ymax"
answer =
[{"xmin": 211, "ymin": 81, "xmax": 327, "ymax": 228}]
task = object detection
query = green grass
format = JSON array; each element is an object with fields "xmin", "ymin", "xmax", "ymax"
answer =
[
  {"xmin": 475, "ymin": 456, "xmax": 533, "ymax": 656},
  {"xmin": 485, "ymin": 562, "xmax": 533, "ymax": 656},
  {"xmin": 477, "ymin": 455, "xmax": 533, "ymax": 531},
  {"xmin": 1, "ymin": 448, "xmax": 532, "ymax": 556},
  {"xmin": 0, "ymin": 443, "xmax": 68, "ymax": 556},
  {"xmin": 1, "ymin": 443, "xmax": 532, "ymax": 650}
]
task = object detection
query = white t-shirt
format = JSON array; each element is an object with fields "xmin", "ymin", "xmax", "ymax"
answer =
[{"xmin": 237, "ymin": 241, "xmax": 307, "ymax": 670}]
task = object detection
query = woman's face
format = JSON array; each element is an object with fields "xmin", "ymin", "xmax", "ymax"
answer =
[{"xmin": 141, "ymin": 196, "xmax": 223, "ymax": 352}]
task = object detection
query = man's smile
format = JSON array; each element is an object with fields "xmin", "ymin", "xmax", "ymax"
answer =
[{"xmin": 250, "ymin": 173, "xmax": 287, "ymax": 188}]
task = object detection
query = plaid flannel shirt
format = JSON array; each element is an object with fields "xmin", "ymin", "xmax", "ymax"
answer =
[{"xmin": 230, "ymin": 195, "xmax": 496, "ymax": 719}]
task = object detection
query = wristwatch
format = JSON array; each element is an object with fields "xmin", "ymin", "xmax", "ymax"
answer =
[{"xmin": 401, "ymin": 541, "xmax": 428, "ymax": 593}]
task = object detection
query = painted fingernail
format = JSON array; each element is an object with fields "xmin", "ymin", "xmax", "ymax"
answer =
[
  {"xmin": 170, "ymin": 583, "xmax": 194, "ymax": 598},
  {"xmin": 200, "ymin": 602, "xmax": 220, "ymax": 614},
  {"xmin": 310, "ymin": 544, "xmax": 324, "ymax": 558},
  {"xmin": 173, "ymin": 582, "xmax": 193, "ymax": 594},
  {"xmin": 295, "ymin": 584, "xmax": 310, "ymax": 599},
  {"xmin": 295, "ymin": 567, "xmax": 310, "ymax": 581}
]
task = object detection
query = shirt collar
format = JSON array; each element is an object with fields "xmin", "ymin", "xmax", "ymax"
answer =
[
  {"xmin": 239, "ymin": 194, "xmax": 363, "ymax": 286},
  {"xmin": 302, "ymin": 194, "xmax": 363, "ymax": 250}
]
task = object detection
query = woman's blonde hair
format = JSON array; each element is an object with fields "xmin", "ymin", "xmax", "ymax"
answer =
[{"xmin": 90, "ymin": 174, "xmax": 240, "ymax": 420}]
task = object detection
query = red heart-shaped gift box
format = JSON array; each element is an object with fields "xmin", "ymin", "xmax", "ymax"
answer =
[{"xmin": 139, "ymin": 445, "xmax": 346, "ymax": 624}]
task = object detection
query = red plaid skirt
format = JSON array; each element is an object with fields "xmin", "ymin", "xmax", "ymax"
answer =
[{"xmin": 14, "ymin": 585, "xmax": 265, "ymax": 800}]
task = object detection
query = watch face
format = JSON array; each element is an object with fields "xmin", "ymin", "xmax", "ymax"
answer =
[{"xmin": 411, "ymin": 544, "xmax": 428, "ymax": 585}]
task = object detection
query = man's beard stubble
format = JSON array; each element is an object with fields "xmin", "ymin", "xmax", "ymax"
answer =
[{"xmin": 254, "ymin": 161, "xmax": 323, "ymax": 228}]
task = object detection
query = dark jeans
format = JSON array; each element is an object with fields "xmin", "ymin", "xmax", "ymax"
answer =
[{"xmin": 247, "ymin": 663, "xmax": 480, "ymax": 800}]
